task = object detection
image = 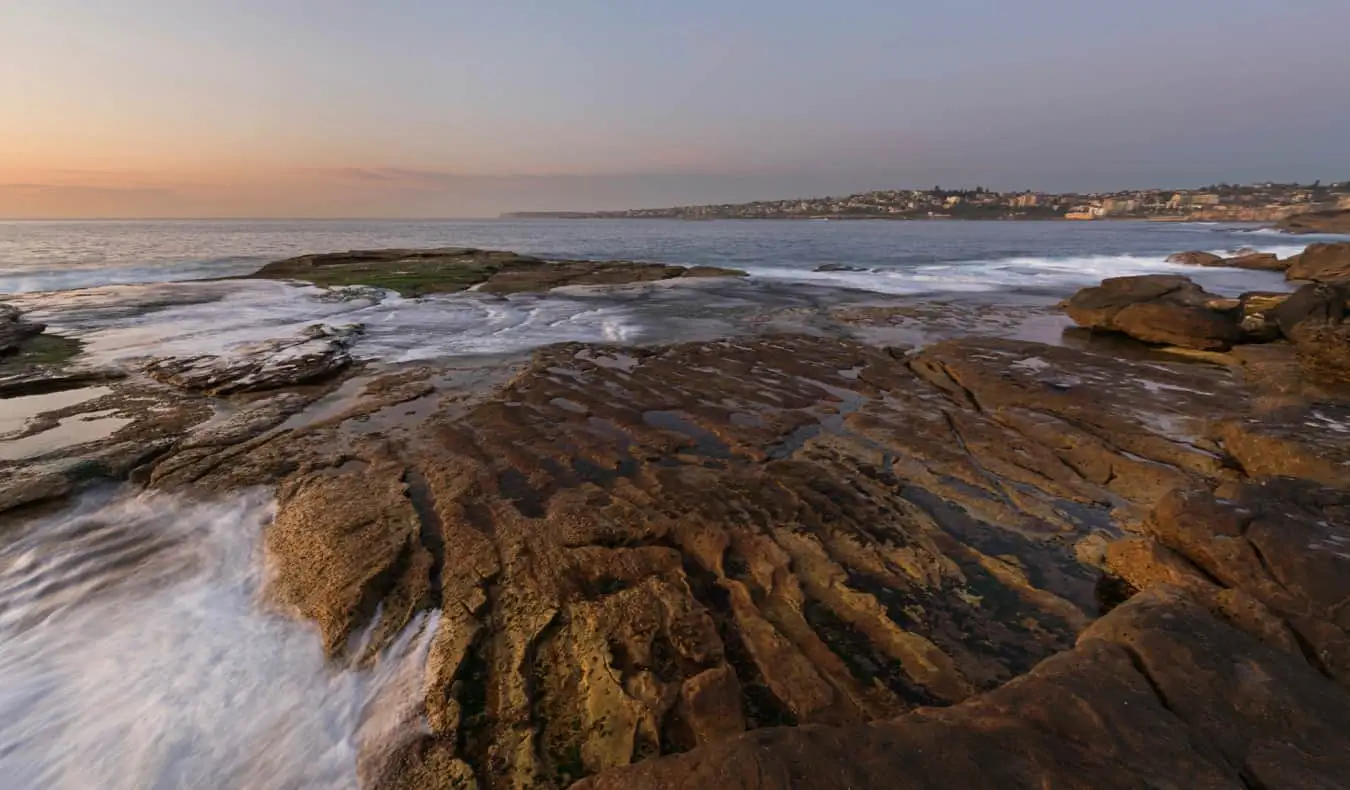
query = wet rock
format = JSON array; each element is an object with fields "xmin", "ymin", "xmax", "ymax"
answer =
[
  {"xmin": 265, "ymin": 459, "xmax": 434, "ymax": 659},
  {"xmin": 1215, "ymin": 402, "xmax": 1350, "ymax": 488},
  {"xmin": 1286, "ymin": 242, "xmax": 1350, "ymax": 283},
  {"xmin": 249, "ymin": 248, "xmax": 746, "ymax": 297},
  {"xmin": 0, "ymin": 303, "xmax": 46, "ymax": 355},
  {"xmin": 1268, "ymin": 282, "xmax": 1345, "ymax": 339},
  {"xmin": 1063, "ymin": 275, "xmax": 1242, "ymax": 350},
  {"xmin": 813, "ymin": 263, "xmax": 869, "ymax": 272},
  {"xmin": 144, "ymin": 323, "xmax": 362, "ymax": 395},
  {"xmin": 216, "ymin": 331, "xmax": 1282, "ymax": 788},
  {"xmin": 1166, "ymin": 251, "xmax": 1224, "ymax": 267}
]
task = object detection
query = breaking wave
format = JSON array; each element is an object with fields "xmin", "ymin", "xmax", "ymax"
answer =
[{"xmin": 0, "ymin": 489, "xmax": 434, "ymax": 790}]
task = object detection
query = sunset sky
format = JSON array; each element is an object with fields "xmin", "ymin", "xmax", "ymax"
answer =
[{"xmin": 3, "ymin": 0, "xmax": 1349, "ymax": 218}]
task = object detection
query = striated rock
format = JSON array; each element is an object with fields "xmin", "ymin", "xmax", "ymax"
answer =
[
  {"xmin": 1063, "ymin": 275, "xmax": 1242, "ymax": 350},
  {"xmin": 144, "ymin": 323, "xmax": 362, "ymax": 395},
  {"xmin": 249, "ymin": 248, "xmax": 746, "ymax": 297},
  {"xmin": 578, "ymin": 586, "xmax": 1350, "ymax": 790},
  {"xmin": 0, "ymin": 303, "xmax": 46, "ymax": 355},
  {"xmin": 1166, "ymin": 251, "xmax": 1224, "ymax": 267},
  {"xmin": 1286, "ymin": 242, "xmax": 1350, "ymax": 283},
  {"xmin": 1135, "ymin": 482, "xmax": 1350, "ymax": 687},
  {"xmin": 145, "ymin": 331, "xmax": 1274, "ymax": 789}
]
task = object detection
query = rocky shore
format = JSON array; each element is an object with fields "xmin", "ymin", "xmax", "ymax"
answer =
[{"xmin": 4, "ymin": 243, "xmax": 1350, "ymax": 789}]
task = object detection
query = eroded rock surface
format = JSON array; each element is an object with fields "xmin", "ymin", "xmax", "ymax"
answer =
[
  {"xmin": 144, "ymin": 323, "xmax": 363, "ymax": 395},
  {"xmin": 125, "ymin": 330, "xmax": 1269, "ymax": 789}
]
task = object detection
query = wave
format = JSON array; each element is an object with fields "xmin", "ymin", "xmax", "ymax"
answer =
[
  {"xmin": 744, "ymin": 244, "xmax": 1300, "ymax": 297},
  {"xmin": 0, "ymin": 488, "xmax": 435, "ymax": 790}
]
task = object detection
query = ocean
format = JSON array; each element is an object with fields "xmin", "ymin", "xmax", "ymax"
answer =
[{"xmin": 0, "ymin": 219, "xmax": 1324, "ymax": 367}]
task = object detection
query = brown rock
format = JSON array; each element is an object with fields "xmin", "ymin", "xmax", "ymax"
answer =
[
  {"xmin": 1278, "ymin": 208, "xmax": 1350, "ymax": 235},
  {"xmin": 1166, "ymin": 250, "xmax": 1224, "ymax": 266},
  {"xmin": 1268, "ymin": 282, "xmax": 1345, "ymax": 339},
  {"xmin": 1215, "ymin": 403, "xmax": 1350, "ymax": 488},
  {"xmin": 1222, "ymin": 252, "xmax": 1287, "ymax": 271},
  {"xmin": 1286, "ymin": 242, "xmax": 1350, "ymax": 283},
  {"xmin": 1063, "ymin": 275, "xmax": 1242, "ymax": 350}
]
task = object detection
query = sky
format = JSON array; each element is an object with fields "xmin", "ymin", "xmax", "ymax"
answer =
[{"xmin": 2, "ymin": 0, "xmax": 1349, "ymax": 218}]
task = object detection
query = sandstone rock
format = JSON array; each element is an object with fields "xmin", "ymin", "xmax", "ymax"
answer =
[
  {"xmin": 579, "ymin": 585, "xmax": 1350, "ymax": 790},
  {"xmin": 1267, "ymin": 282, "xmax": 1345, "ymax": 339},
  {"xmin": 1138, "ymin": 482, "xmax": 1350, "ymax": 686},
  {"xmin": 144, "ymin": 323, "xmax": 362, "ymax": 395},
  {"xmin": 1063, "ymin": 275, "xmax": 1242, "ymax": 350},
  {"xmin": 1221, "ymin": 252, "xmax": 1286, "ymax": 271},
  {"xmin": 1215, "ymin": 402, "xmax": 1350, "ymax": 488},
  {"xmin": 1166, "ymin": 251, "xmax": 1224, "ymax": 267},
  {"xmin": 1278, "ymin": 208, "xmax": 1350, "ymax": 235},
  {"xmin": 1286, "ymin": 242, "xmax": 1350, "ymax": 283}
]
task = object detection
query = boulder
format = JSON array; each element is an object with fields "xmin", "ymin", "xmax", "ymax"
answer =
[
  {"xmin": 1221, "ymin": 252, "xmax": 1286, "ymax": 271},
  {"xmin": 144, "ymin": 323, "xmax": 362, "ymax": 395},
  {"xmin": 1286, "ymin": 242, "xmax": 1350, "ymax": 283},
  {"xmin": 1166, "ymin": 251, "xmax": 1224, "ymax": 267},
  {"xmin": 1063, "ymin": 275, "xmax": 1242, "ymax": 350},
  {"xmin": 0, "ymin": 303, "xmax": 45, "ymax": 355},
  {"xmin": 1268, "ymin": 283, "xmax": 1346, "ymax": 339}
]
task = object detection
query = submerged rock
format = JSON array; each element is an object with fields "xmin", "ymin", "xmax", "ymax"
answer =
[
  {"xmin": 144, "ymin": 323, "xmax": 363, "ymax": 395},
  {"xmin": 1063, "ymin": 275, "xmax": 1242, "ymax": 350},
  {"xmin": 0, "ymin": 303, "xmax": 46, "ymax": 355},
  {"xmin": 1165, "ymin": 251, "xmax": 1224, "ymax": 267}
]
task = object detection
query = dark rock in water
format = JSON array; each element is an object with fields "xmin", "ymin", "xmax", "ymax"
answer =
[
  {"xmin": 1278, "ymin": 208, "xmax": 1350, "ymax": 235},
  {"xmin": 143, "ymin": 323, "xmax": 362, "ymax": 395},
  {"xmin": 0, "ymin": 303, "xmax": 46, "ymax": 355},
  {"xmin": 1063, "ymin": 275, "xmax": 1242, "ymax": 350},
  {"xmin": 1286, "ymin": 242, "xmax": 1350, "ymax": 283},
  {"xmin": 1165, "ymin": 251, "xmax": 1224, "ymax": 267},
  {"xmin": 813, "ymin": 263, "xmax": 870, "ymax": 272},
  {"xmin": 248, "ymin": 247, "xmax": 746, "ymax": 297}
]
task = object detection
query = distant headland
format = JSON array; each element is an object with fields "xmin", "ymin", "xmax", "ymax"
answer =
[{"xmin": 505, "ymin": 181, "xmax": 1350, "ymax": 223}]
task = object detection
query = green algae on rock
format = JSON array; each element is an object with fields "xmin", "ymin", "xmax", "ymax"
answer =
[{"xmin": 246, "ymin": 248, "xmax": 747, "ymax": 297}]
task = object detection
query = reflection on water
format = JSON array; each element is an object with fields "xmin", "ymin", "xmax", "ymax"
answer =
[
  {"xmin": 0, "ymin": 386, "xmax": 112, "ymax": 435},
  {"xmin": 0, "ymin": 489, "xmax": 433, "ymax": 790}
]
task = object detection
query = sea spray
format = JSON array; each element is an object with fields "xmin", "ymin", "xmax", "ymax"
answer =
[{"xmin": 0, "ymin": 488, "xmax": 436, "ymax": 790}]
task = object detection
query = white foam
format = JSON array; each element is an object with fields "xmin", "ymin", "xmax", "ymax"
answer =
[
  {"xmin": 745, "ymin": 245, "xmax": 1298, "ymax": 296},
  {"xmin": 14, "ymin": 280, "xmax": 647, "ymax": 366},
  {"xmin": 0, "ymin": 489, "xmax": 432, "ymax": 790}
]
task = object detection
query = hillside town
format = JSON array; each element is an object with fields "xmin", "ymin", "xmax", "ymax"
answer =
[{"xmin": 509, "ymin": 181, "xmax": 1350, "ymax": 222}]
